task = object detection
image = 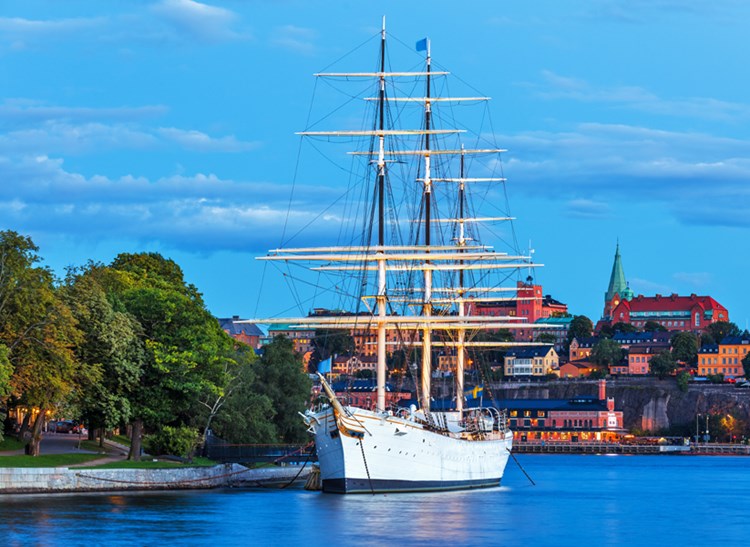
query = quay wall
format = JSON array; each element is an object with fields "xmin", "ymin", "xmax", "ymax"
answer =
[{"xmin": 0, "ymin": 464, "xmax": 309, "ymax": 495}]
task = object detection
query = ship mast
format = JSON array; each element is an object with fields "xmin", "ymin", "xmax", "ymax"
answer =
[
  {"xmin": 420, "ymin": 38, "xmax": 433, "ymax": 414},
  {"xmin": 456, "ymin": 148, "xmax": 466, "ymax": 416},
  {"xmin": 375, "ymin": 17, "xmax": 387, "ymax": 412}
]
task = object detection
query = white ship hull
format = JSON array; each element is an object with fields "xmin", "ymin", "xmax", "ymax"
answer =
[{"xmin": 307, "ymin": 406, "xmax": 513, "ymax": 494}]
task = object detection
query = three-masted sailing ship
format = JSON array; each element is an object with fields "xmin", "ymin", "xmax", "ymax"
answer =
[{"xmin": 254, "ymin": 19, "xmax": 542, "ymax": 493}]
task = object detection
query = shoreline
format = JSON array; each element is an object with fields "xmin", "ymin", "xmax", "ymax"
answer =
[{"xmin": 0, "ymin": 463, "xmax": 312, "ymax": 495}]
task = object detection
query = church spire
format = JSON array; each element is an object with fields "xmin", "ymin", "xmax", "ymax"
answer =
[{"xmin": 605, "ymin": 242, "xmax": 628, "ymax": 304}]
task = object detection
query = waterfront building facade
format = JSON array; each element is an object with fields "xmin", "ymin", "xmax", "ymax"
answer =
[
  {"xmin": 504, "ymin": 346, "xmax": 559, "ymax": 378},
  {"xmin": 503, "ymin": 380, "xmax": 624, "ymax": 443},
  {"xmin": 697, "ymin": 334, "xmax": 750, "ymax": 378}
]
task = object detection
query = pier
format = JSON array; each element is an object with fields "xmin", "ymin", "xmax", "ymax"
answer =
[{"xmin": 513, "ymin": 442, "xmax": 750, "ymax": 455}]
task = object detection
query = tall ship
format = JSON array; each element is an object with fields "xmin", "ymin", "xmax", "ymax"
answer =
[{"xmin": 255, "ymin": 19, "xmax": 542, "ymax": 494}]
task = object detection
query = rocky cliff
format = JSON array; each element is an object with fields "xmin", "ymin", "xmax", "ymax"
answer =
[{"xmin": 489, "ymin": 377, "xmax": 750, "ymax": 434}]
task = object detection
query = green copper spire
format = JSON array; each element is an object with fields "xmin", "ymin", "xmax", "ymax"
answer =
[{"xmin": 605, "ymin": 242, "xmax": 628, "ymax": 303}]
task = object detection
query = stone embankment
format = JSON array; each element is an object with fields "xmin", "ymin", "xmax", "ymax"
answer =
[{"xmin": 0, "ymin": 464, "xmax": 311, "ymax": 495}]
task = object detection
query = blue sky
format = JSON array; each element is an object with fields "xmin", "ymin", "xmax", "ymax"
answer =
[{"xmin": 2, "ymin": 1, "xmax": 749, "ymax": 328}]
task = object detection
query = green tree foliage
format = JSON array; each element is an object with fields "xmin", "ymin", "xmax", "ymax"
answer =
[
  {"xmin": 63, "ymin": 270, "xmax": 146, "ymax": 436},
  {"xmin": 670, "ymin": 332, "xmax": 699, "ymax": 365},
  {"xmin": 0, "ymin": 231, "xmax": 85, "ymax": 455},
  {"xmin": 254, "ymin": 336, "xmax": 312, "ymax": 443},
  {"xmin": 311, "ymin": 329, "xmax": 354, "ymax": 372},
  {"xmin": 650, "ymin": 350, "xmax": 677, "ymax": 379},
  {"xmin": 705, "ymin": 321, "xmax": 741, "ymax": 345},
  {"xmin": 567, "ymin": 315, "xmax": 593, "ymax": 345},
  {"xmin": 144, "ymin": 425, "xmax": 200, "ymax": 458},
  {"xmin": 205, "ymin": 355, "xmax": 277, "ymax": 444},
  {"xmin": 92, "ymin": 252, "xmax": 238, "ymax": 459},
  {"xmin": 676, "ymin": 371, "xmax": 690, "ymax": 392},
  {"xmin": 535, "ymin": 333, "xmax": 557, "ymax": 344},
  {"xmin": 611, "ymin": 321, "xmax": 638, "ymax": 334},
  {"xmin": 597, "ymin": 324, "xmax": 615, "ymax": 339},
  {"xmin": 742, "ymin": 352, "xmax": 750, "ymax": 378},
  {"xmin": 643, "ymin": 320, "xmax": 667, "ymax": 332},
  {"xmin": 590, "ymin": 339, "xmax": 624, "ymax": 368}
]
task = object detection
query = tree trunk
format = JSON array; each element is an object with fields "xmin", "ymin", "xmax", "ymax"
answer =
[
  {"xmin": 127, "ymin": 419, "xmax": 143, "ymax": 461},
  {"xmin": 24, "ymin": 409, "xmax": 46, "ymax": 456},
  {"xmin": 17, "ymin": 412, "xmax": 31, "ymax": 442}
]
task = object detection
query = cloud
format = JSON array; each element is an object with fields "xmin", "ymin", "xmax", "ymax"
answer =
[
  {"xmin": 157, "ymin": 128, "xmax": 259, "ymax": 152},
  {"xmin": 271, "ymin": 25, "xmax": 317, "ymax": 55},
  {"xmin": 500, "ymin": 122, "xmax": 750, "ymax": 228},
  {"xmin": 673, "ymin": 271, "xmax": 712, "ymax": 288},
  {"xmin": 563, "ymin": 199, "xmax": 611, "ymax": 219},
  {"xmin": 0, "ymin": 155, "xmax": 344, "ymax": 253},
  {"xmin": 533, "ymin": 71, "xmax": 750, "ymax": 122},
  {"xmin": 0, "ymin": 100, "xmax": 168, "ymax": 127},
  {"xmin": 150, "ymin": 0, "xmax": 246, "ymax": 43}
]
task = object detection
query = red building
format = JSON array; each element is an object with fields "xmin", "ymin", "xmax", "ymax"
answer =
[
  {"xmin": 599, "ymin": 244, "xmax": 728, "ymax": 334},
  {"xmin": 609, "ymin": 293, "xmax": 728, "ymax": 334},
  {"xmin": 469, "ymin": 278, "xmax": 567, "ymax": 341}
]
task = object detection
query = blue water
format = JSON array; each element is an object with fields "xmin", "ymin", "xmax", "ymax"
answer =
[{"xmin": 2, "ymin": 455, "xmax": 748, "ymax": 546}]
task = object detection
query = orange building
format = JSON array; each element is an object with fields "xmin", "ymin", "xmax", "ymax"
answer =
[{"xmin": 698, "ymin": 334, "xmax": 750, "ymax": 378}]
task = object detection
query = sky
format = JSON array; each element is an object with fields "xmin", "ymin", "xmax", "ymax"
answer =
[{"xmin": 2, "ymin": 0, "xmax": 750, "ymax": 328}]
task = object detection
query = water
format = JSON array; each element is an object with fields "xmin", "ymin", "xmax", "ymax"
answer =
[{"xmin": 2, "ymin": 455, "xmax": 748, "ymax": 546}]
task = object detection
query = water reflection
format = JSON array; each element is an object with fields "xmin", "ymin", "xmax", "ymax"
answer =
[{"xmin": 1, "ymin": 457, "xmax": 749, "ymax": 546}]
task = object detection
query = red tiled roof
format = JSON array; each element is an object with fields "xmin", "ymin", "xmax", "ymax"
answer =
[{"xmin": 620, "ymin": 293, "xmax": 726, "ymax": 313}]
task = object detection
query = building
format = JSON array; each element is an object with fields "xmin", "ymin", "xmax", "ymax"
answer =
[
  {"xmin": 569, "ymin": 337, "xmax": 599, "ymax": 362},
  {"xmin": 469, "ymin": 278, "xmax": 568, "ymax": 340},
  {"xmin": 622, "ymin": 343, "xmax": 669, "ymax": 375},
  {"xmin": 559, "ymin": 361, "xmax": 599, "ymax": 378},
  {"xmin": 218, "ymin": 316, "xmax": 264, "ymax": 349},
  {"xmin": 266, "ymin": 323, "xmax": 316, "ymax": 354},
  {"xmin": 697, "ymin": 334, "xmax": 750, "ymax": 378},
  {"xmin": 501, "ymin": 380, "xmax": 624, "ymax": 443},
  {"xmin": 504, "ymin": 346, "xmax": 559, "ymax": 378},
  {"xmin": 324, "ymin": 379, "xmax": 411, "ymax": 410},
  {"xmin": 331, "ymin": 354, "xmax": 378, "ymax": 377},
  {"xmin": 527, "ymin": 316, "xmax": 573, "ymax": 353},
  {"xmin": 599, "ymin": 244, "xmax": 729, "ymax": 334}
]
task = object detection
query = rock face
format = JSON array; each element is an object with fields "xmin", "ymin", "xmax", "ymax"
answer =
[{"xmin": 490, "ymin": 378, "xmax": 750, "ymax": 434}]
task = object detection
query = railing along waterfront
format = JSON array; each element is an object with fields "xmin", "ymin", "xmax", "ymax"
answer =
[{"xmin": 513, "ymin": 441, "xmax": 750, "ymax": 455}]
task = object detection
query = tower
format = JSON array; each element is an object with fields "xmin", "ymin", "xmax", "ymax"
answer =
[{"xmin": 603, "ymin": 242, "xmax": 633, "ymax": 319}]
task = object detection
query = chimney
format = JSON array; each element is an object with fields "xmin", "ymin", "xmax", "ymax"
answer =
[{"xmin": 598, "ymin": 379, "xmax": 606, "ymax": 400}]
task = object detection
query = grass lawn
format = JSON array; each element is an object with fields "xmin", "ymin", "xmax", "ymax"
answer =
[
  {"xmin": 0, "ymin": 437, "xmax": 24, "ymax": 452},
  {"xmin": 87, "ymin": 457, "xmax": 218, "ymax": 469},
  {"xmin": 0, "ymin": 453, "xmax": 103, "ymax": 468}
]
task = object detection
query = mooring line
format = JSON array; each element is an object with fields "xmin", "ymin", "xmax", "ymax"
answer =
[{"xmin": 507, "ymin": 448, "xmax": 536, "ymax": 486}]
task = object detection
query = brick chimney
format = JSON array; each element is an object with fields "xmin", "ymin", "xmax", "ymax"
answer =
[{"xmin": 598, "ymin": 379, "xmax": 606, "ymax": 401}]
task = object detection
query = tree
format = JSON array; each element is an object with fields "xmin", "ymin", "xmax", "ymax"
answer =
[
  {"xmin": 742, "ymin": 352, "xmax": 750, "ymax": 379},
  {"xmin": 535, "ymin": 333, "xmax": 557, "ymax": 345},
  {"xmin": 311, "ymin": 329, "xmax": 354, "ymax": 372},
  {"xmin": 650, "ymin": 350, "xmax": 677, "ymax": 379},
  {"xmin": 671, "ymin": 332, "xmax": 699, "ymax": 365},
  {"xmin": 643, "ymin": 320, "xmax": 667, "ymax": 333},
  {"xmin": 706, "ymin": 321, "xmax": 741, "ymax": 344},
  {"xmin": 0, "ymin": 231, "xmax": 84, "ymax": 455},
  {"xmin": 590, "ymin": 339, "xmax": 624, "ymax": 368},
  {"xmin": 611, "ymin": 321, "xmax": 638, "ymax": 334},
  {"xmin": 97, "ymin": 252, "xmax": 236, "ymax": 460},
  {"xmin": 254, "ymin": 336, "xmax": 312, "ymax": 443},
  {"xmin": 62, "ymin": 270, "xmax": 146, "ymax": 445},
  {"xmin": 567, "ymin": 315, "xmax": 594, "ymax": 345}
]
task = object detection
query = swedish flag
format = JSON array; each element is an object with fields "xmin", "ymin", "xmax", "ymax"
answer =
[{"xmin": 464, "ymin": 385, "xmax": 484, "ymax": 399}]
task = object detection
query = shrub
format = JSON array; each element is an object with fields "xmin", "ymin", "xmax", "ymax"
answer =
[
  {"xmin": 144, "ymin": 426, "xmax": 199, "ymax": 458},
  {"xmin": 676, "ymin": 371, "xmax": 690, "ymax": 393}
]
